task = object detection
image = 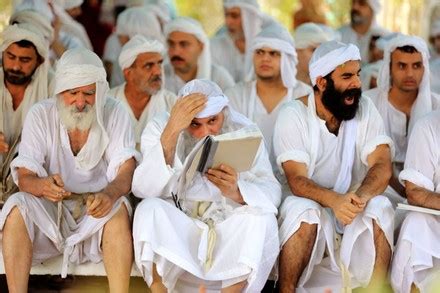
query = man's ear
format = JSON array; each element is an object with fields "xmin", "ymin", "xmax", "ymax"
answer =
[
  {"xmin": 122, "ymin": 67, "xmax": 131, "ymax": 80},
  {"xmin": 198, "ymin": 40, "xmax": 204, "ymax": 53},
  {"xmin": 316, "ymin": 76, "xmax": 327, "ymax": 92}
]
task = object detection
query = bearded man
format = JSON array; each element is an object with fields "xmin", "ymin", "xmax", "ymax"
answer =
[{"xmin": 273, "ymin": 41, "xmax": 394, "ymax": 292}]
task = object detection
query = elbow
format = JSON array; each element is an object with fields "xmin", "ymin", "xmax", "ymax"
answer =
[
  {"xmin": 407, "ymin": 190, "xmax": 423, "ymax": 206},
  {"xmin": 288, "ymin": 175, "xmax": 305, "ymax": 196}
]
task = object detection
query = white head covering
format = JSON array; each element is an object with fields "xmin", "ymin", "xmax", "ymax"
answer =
[
  {"xmin": 64, "ymin": 0, "xmax": 83, "ymax": 10},
  {"xmin": 367, "ymin": 0, "xmax": 382, "ymax": 15},
  {"xmin": 177, "ymin": 79, "xmax": 228, "ymax": 118},
  {"xmin": 377, "ymin": 35, "xmax": 431, "ymax": 132},
  {"xmin": 9, "ymin": 9, "xmax": 54, "ymax": 44},
  {"xmin": 294, "ymin": 22, "xmax": 335, "ymax": 50},
  {"xmin": 0, "ymin": 23, "xmax": 50, "ymax": 135},
  {"xmin": 116, "ymin": 7, "xmax": 164, "ymax": 42},
  {"xmin": 127, "ymin": 0, "xmax": 171, "ymax": 24},
  {"xmin": 165, "ymin": 17, "xmax": 212, "ymax": 80},
  {"xmin": 309, "ymin": 40, "xmax": 361, "ymax": 86},
  {"xmin": 118, "ymin": 34, "xmax": 165, "ymax": 70},
  {"xmin": 250, "ymin": 23, "xmax": 298, "ymax": 88},
  {"xmin": 376, "ymin": 32, "xmax": 402, "ymax": 51},
  {"xmin": 360, "ymin": 60, "xmax": 382, "ymax": 91},
  {"xmin": 54, "ymin": 48, "xmax": 110, "ymax": 171},
  {"xmin": 430, "ymin": 20, "xmax": 440, "ymax": 38}
]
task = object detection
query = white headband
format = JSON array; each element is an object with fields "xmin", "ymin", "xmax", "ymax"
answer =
[{"xmin": 118, "ymin": 34, "xmax": 164, "ymax": 70}]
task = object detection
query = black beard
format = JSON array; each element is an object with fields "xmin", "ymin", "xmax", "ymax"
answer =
[
  {"xmin": 321, "ymin": 77, "xmax": 361, "ymax": 121},
  {"xmin": 4, "ymin": 69, "xmax": 34, "ymax": 85}
]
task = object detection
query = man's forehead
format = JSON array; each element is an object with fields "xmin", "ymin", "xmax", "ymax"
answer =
[
  {"xmin": 334, "ymin": 60, "xmax": 361, "ymax": 73},
  {"xmin": 391, "ymin": 49, "xmax": 423, "ymax": 63},
  {"xmin": 135, "ymin": 51, "xmax": 163, "ymax": 62},
  {"xmin": 225, "ymin": 6, "xmax": 241, "ymax": 14},
  {"xmin": 4, "ymin": 42, "xmax": 37, "ymax": 57},
  {"xmin": 168, "ymin": 31, "xmax": 199, "ymax": 43},
  {"xmin": 255, "ymin": 47, "xmax": 280, "ymax": 53}
]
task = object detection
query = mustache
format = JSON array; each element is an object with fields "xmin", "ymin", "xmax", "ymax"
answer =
[
  {"xmin": 343, "ymin": 88, "xmax": 362, "ymax": 99},
  {"xmin": 150, "ymin": 75, "xmax": 162, "ymax": 82},
  {"xmin": 5, "ymin": 69, "xmax": 25, "ymax": 76},
  {"xmin": 171, "ymin": 56, "xmax": 185, "ymax": 62}
]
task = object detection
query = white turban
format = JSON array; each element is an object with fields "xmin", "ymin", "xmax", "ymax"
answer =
[
  {"xmin": 14, "ymin": 0, "xmax": 54, "ymax": 22},
  {"xmin": 54, "ymin": 48, "xmax": 110, "ymax": 171},
  {"xmin": 118, "ymin": 34, "xmax": 165, "ymax": 70},
  {"xmin": 9, "ymin": 9, "xmax": 54, "ymax": 44},
  {"xmin": 127, "ymin": 0, "xmax": 171, "ymax": 24},
  {"xmin": 165, "ymin": 17, "xmax": 212, "ymax": 80},
  {"xmin": 294, "ymin": 23, "xmax": 335, "ymax": 50},
  {"xmin": 250, "ymin": 23, "xmax": 298, "ymax": 88},
  {"xmin": 431, "ymin": 20, "xmax": 440, "ymax": 38},
  {"xmin": 375, "ymin": 32, "xmax": 401, "ymax": 51},
  {"xmin": 309, "ymin": 41, "xmax": 361, "ymax": 86},
  {"xmin": 0, "ymin": 23, "xmax": 51, "ymax": 136},
  {"xmin": 367, "ymin": 0, "xmax": 382, "ymax": 15},
  {"xmin": 178, "ymin": 79, "xmax": 229, "ymax": 118},
  {"xmin": 64, "ymin": 0, "xmax": 83, "ymax": 10},
  {"xmin": 116, "ymin": 7, "xmax": 163, "ymax": 42},
  {"xmin": 377, "ymin": 35, "xmax": 431, "ymax": 133}
]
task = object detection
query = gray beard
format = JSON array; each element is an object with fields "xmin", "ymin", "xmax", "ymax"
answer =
[{"xmin": 56, "ymin": 97, "xmax": 97, "ymax": 131}]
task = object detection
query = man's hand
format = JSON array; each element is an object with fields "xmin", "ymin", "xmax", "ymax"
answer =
[
  {"xmin": 86, "ymin": 193, "xmax": 115, "ymax": 218},
  {"xmin": 0, "ymin": 132, "xmax": 9, "ymax": 154},
  {"xmin": 167, "ymin": 93, "xmax": 207, "ymax": 133},
  {"xmin": 40, "ymin": 174, "xmax": 71, "ymax": 202},
  {"xmin": 206, "ymin": 164, "xmax": 244, "ymax": 204},
  {"xmin": 330, "ymin": 193, "xmax": 365, "ymax": 225}
]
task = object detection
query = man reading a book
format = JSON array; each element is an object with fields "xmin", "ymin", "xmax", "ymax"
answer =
[
  {"xmin": 132, "ymin": 79, "xmax": 281, "ymax": 292},
  {"xmin": 391, "ymin": 111, "xmax": 440, "ymax": 292},
  {"xmin": 0, "ymin": 48, "xmax": 139, "ymax": 292},
  {"xmin": 273, "ymin": 41, "xmax": 394, "ymax": 292}
]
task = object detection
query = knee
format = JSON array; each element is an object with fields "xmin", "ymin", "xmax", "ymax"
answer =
[
  {"xmin": 4, "ymin": 206, "xmax": 24, "ymax": 227},
  {"xmin": 295, "ymin": 222, "xmax": 318, "ymax": 239},
  {"xmin": 135, "ymin": 197, "xmax": 169, "ymax": 217}
]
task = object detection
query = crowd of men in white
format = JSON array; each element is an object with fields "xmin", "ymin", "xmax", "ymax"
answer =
[{"xmin": 1, "ymin": 0, "xmax": 440, "ymax": 292}]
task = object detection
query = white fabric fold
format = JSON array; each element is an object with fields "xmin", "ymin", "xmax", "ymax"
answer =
[
  {"xmin": 116, "ymin": 7, "xmax": 163, "ymax": 42},
  {"xmin": 118, "ymin": 34, "xmax": 165, "ymax": 70}
]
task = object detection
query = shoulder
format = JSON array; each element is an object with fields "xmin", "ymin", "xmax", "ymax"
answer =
[
  {"xmin": 278, "ymin": 98, "xmax": 309, "ymax": 123},
  {"xmin": 356, "ymin": 95, "xmax": 380, "ymax": 122},
  {"xmin": 108, "ymin": 83, "xmax": 125, "ymax": 99}
]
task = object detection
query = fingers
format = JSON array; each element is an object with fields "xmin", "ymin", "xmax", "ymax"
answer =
[
  {"xmin": 206, "ymin": 167, "xmax": 236, "ymax": 183},
  {"xmin": 87, "ymin": 194, "xmax": 113, "ymax": 218},
  {"xmin": 52, "ymin": 174, "xmax": 65, "ymax": 187},
  {"xmin": 0, "ymin": 133, "xmax": 9, "ymax": 153},
  {"xmin": 87, "ymin": 195, "xmax": 102, "ymax": 214}
]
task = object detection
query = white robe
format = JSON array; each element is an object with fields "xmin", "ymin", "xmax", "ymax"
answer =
[
  {"xmin": 210, "ymin": 33, "xmax": 245, "ymax": 83},
  {"xmin": 0, "ymin": 97, "xmax": 140, "ymax": 277},
  {"xmin": 273, "ymin": 95, "xmax": 395, "ymax": 291},
  {"xmin": 391, "ymin": 110, "xmax": 440, "ymax": 293},
  {"xmin": 132, "ymin": 112, "xmax": 281, "ymax": 292},
  {"xmin": 225, "ymin": 80, "xmax": 311, "ymax": 174},
  {"xmin": 338, "ymin": 24, "xmax": 387, "ymax": 65},
  {"xmin": 163, "ymin": 63, "xmax": 235, "ymax": 94},
  {"xmin": 103, "ymin": 33, "xmax": 124, "ymax": 88},
  {"xmin": 108, "ymin": 83, "xmax": 177, "ymax": 145}
]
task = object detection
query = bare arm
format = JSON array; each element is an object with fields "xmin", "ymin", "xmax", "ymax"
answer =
[
  {"xmin": 405, "ymin": 181, "xmax": 440, "ymax": 210},
  {"xmin": 355, "ymin": 144, "xmax": 392, "ymax": 202},
  {"xmin": 389, "ymin": 174, "xmax": 406, "ymax": 197},
  {"xmin": 283, "ymin": 160, "xmax": 363, "ymax": 225}
]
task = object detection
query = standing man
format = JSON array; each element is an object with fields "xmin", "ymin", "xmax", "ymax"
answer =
[
  {"xmin": 0, "ymin": 24, "xmax": 51, "ymax": 205},
  {"xmin": 164, "ymin": 17, "xmax": 234, "ymax": 94},
  {"xmin": 338, "ymin": 0, "xmax": 388, "ymax": 64},
  {"xmin": 0, "ymin": 48, "xmax": 139, "ymax": 292},
  {"xmin": 109, "ymin": 35, "xmax": 176, "ymax": 148},
  {"xmin": 364, "ymin": 35, "xmax": 440, "ymax": 203},
  {"xmin": 225, "ymin": 23, "xmax": 310, "ymax": 172},
  {"xmin": 274, "ymin": 41, "xmax": 394, "ymax": 292}
]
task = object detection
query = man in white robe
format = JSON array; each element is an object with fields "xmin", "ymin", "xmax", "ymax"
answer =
[
  {"xmin": 0, "ymin": 24, "xmax": 52, "ymax": 205},
  {"xmin": 225, "ymin": 23, "xmax": 309, "ymax": 174},
  {"xmin": 274, "ymin": 41, "xmax": 395, "ymax": 292},
  {"xmin": 108, "ymin": 35, "xmax": 177, "ymax": 147},
  {"xmin": 132, "ymin": 79, "xmax": 281, "ymax": 292},
  {"xmin": 338, "ymin": 0, "xmax": 388, "ymax": 64},
  {"xmin": 391, "ymin": 111, "xmax": 440, "ymax": 293},
  {"xmin": 294, "ymin": 22, "xmax": 337, "ymax": 88},
  {"xmin": 0, "ymin": 48, "xmax": 139, "ymax": 292},
  {"xmin": 211, "ymin": 0, "xmax": 268, "ymax": 82},
  {"xmin": 103, "ymin": 7, "xmax": 164, "ymax": 88},
  {"xmin": 364, "ymin": 35, "xmax": 440, "ymax": 204},
  {"xmin": 163, "ymin": 17, "xmax": 235, "ymax": 94}
]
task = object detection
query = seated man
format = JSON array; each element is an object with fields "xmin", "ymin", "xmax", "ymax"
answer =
[
  {"xmin": 391, "ymin": 111, "xmax": 440, "ymax": 292},
  {"xmin": 274, "ymin": 41, "xmax": 394, "ymax": 292},
  {"xmin": 0, "ymin": 48, "xmax": 139, "ymax": 292},
  {"xmin": 0, "ymin": 23, "xmax": 52, "ymax": 205},
  {"xmin": 132, "ymin": 79, "xmax": 281, "ymax": 292},
  {"xmin": 109, "ymin": 35, "xmax": 176, "ymax": 148}
]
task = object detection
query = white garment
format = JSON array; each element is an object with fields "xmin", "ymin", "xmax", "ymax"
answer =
[
  {"xmin": 163, "ymin": 63, "xmax": 235, "ymax": 94},
  {"xmin": 294, "ymin": 23, "xmax": 336, "ymax": 50},
  {"xmin": 132, "ymin": 111, "xmax": 281, "ymax": 292},
  {"xmin": 360, "ymin": 61, "xmax": 382, "ymax": 91},
  {"xmin": 430, "ymin": 58, "xmax": 440, "ymax": 94},
  {"xmin": 338, "ymin": 24, "xmax": 388, "ymax": 64},
  {"xmin": 108, "ymin": 83, "xmax": 176, "ymax": 144},
  {"xmin": 225, "ymin": 80, "xmax": 310, "ymax": 173},
  {"xmin": 391, "ymin": 111, "xmax": 440, "ymax": 293},
  {"xmin": 0, "ymin": 97, "xmax": 139, "ymax": 276},
  {"xmin": 211, "ymin": 33, "xmax": 245, "ymax": 82},
  {"xmin": 364, "ymin": 88, "xmax": 440, "ymax": 166},
  {"xmin": 273, "ymin": 95, "xmax": 395, "ymax": 290},
  {"xmin": 103, "ymin": 33, "xmax": 124, "ymax": 88}
]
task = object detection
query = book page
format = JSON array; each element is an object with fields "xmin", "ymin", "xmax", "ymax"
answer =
[{"xmin": 397, "ymin": 203, "xmax": 440, "ymax": 216}]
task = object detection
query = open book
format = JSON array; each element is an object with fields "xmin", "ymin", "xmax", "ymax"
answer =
[
  {"xmin": 184, "ymin": 125, "xmax": 263, "ymax": 185},
  {"xmin": 397, "ymin": 203, "xmax": 440, "ymax": 216}
]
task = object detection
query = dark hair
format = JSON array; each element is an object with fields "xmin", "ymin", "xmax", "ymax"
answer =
[
  {"xmin": 395, "ymin": 45, "xmax": 419, "ymax": 54},
  {"xmin": 13, "ymin": 39, "xmax": 43, "ymax": 63},
  {"xmin": 313, "ymin": 71, "xmax": 334, "ymax": 92}
]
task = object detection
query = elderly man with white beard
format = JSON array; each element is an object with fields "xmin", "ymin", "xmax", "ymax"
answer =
[
  {"xmin": 274, "ymin": 41, "xmax": 394, "ymax": 292},
  {"xmin": 0, "ymin": 48, "xmax": 139, "ymax": 293},
  {"xmin": 132, "ymin": 79, "xmax": 281, "ymax": 292},
  {"xmin": 109, "ymin": 35, "xmax": 176, "ymax": 148}
]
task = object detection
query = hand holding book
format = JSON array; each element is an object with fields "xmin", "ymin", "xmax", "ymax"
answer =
[{"xmin": 206, "ymin": 164, "xmax": 244, "ymax": 204}]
